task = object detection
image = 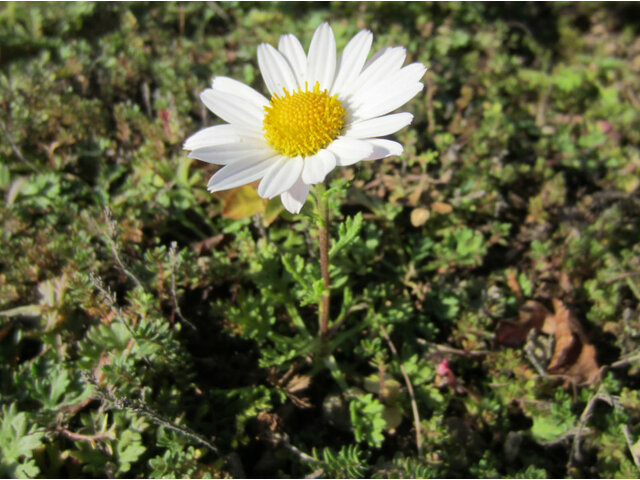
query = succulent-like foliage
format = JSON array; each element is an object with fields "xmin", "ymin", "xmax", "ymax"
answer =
[{"xmin": 1, "ymin": 2, "xmax": 639, "ymax": 478}]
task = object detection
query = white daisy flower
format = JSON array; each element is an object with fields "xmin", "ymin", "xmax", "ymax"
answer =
[{"xmin": 184, "ymin": 22, "xmax": 427, "ymax": 214}]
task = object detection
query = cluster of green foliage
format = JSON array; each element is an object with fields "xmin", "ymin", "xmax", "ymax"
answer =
[{"xmin": 1, "ymin": 2, "xmax": 640, "ymax": 478}]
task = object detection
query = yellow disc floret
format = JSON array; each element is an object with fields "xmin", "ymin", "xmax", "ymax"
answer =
[{"xmin": 263, "ymin": 81, "xmax": 345, "ymax": 158}]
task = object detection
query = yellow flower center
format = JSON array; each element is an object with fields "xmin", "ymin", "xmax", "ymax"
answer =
[{"xmin": 263, "ymin": 81, "xmax": 345, "ymax": 158}]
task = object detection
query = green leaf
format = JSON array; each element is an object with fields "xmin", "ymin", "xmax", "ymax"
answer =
[
  {"xmin": 330, "ymin": 213, "xmax": 363, "ymax": 258},
  {"xmin": 0, "ymin": 404, "xmax": 44, "ymax": 478},
  {"xmin": 349, "ymin": 393, "xmax": 386, "ymax": 448}
]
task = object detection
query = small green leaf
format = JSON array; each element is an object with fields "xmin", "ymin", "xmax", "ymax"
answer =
[{"xmin": 330, "ymin": 213, "xmax": 363, "ymax": 258}]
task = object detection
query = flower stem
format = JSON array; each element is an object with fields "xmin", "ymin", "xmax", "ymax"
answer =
[{"xmin": 315, "ymin": 184, "xmax": 331, "ymax": 339}]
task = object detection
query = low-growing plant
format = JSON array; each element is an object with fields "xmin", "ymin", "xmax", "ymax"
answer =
[{"xmin": 1, "ymin": 2, "xmax": 640, "ymax": 478}]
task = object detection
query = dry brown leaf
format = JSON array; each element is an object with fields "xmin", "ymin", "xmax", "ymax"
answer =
[
  {"xmin": 257, "ymin": 411, "xmax": 283, "ymax": 432},
  {"xmin": 432, "ymin": 202, "xmax": 453, "ymax": 214},
  {"xmin": 496, "ymin": 297, "xmax": 600, "ymax": 385},
  {"xmin": 410, "ymin": 208, "xmax": 430, "ymax": 227},
  {"xmin": 545, "ymin": 299, "xmax": 600, "ymax": 384},
  {"xmin": 286, "ymin": 374, "xmax": 311, "ymax": 393},
  {"xmin": 495, "ymin": 300, "xmax": 550, "ymax": 347},
  {"xmin": 286, "ymin": 393, "xmax": 312, "ymax": 409},
  {"xmin": 506, "ymin": 269, "xmax": 523, "ymax": 301},
  {"xmin": 564, "ymin": 344, "xmax": 601, "ymax": 385}
]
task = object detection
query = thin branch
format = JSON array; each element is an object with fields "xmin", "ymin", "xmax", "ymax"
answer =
[
  {"xmin": 568, "ymin": 385, "xmax": 614, "ymax": 467},
  {"xmin": 168, "ymin": 242, "xmax": 197, "ymax": 331},
  {"xmin": 622, "ymin": 424, "xmax": 640, "ymax": 471},
  {"xmin": 57, "ymin": 426, "xmax": 114, "ymax": 443},
  {"xmin": 88, "ymin": 272, "xmax": 151, "ymax": 366},
  {"xmin": 89, "ymin": 273, "xmax": 136, "ymax": 338},
  {"xmin": 103, "ymin": 207, "xmax": 145, "ymax": 291},
  {"xmin": 611, "ymin": 353, "xmax": 640, "ymax": 369},
  {"xmin": 127, "ymin": 400, "xmax": 219, "ymax": 455},
  {"xmin": 605, "ymin": 271, "xmax": 640, "ymax": 284},
  {"xmin": 269, "ymin": 431, "xmax": 319, "ymax": 464},
  {"xmin": 378, "ymin": 321, "xmax": 423, "ymax": 458},
  {"xmin": 326, "ymin": 302, "xmax": 369, "ymax": 340},
  {"xmin": 416, "ymin": 338, "xmax": 490, "ymax": 358},
  {"xmin": 538, "ymin": 428, "xmax": 581, "ymax": 447},
  {"xmin": 87, "ymin": 373, "xmax": 219, "ymax": 455}
]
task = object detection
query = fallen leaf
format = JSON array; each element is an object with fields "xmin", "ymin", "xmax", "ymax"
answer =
[
  {"xmin": 495, "ymin": 300, "xmax": 550, "ymax": 347},
  {"xmin": 410, "ymin": 207, "xmax": 430, "ymax": 227},
  {"xmin": 545, "ymin": 299, "xmax": 600, "ymax": 384},
  {"xmin": 545, "ymin": 300, "xmax": 580, "ymax": 371},
  {"xmin": 286, "ymin": 374, "xmax": 311, "ymax": 393},
  {"xmin": 565, "ymin": 344, "xmax": 601, "ymax": 385},
  {"xmin": 217, "ymin": 185, "xmax": 266, "ymax": 219},
  {"xmin": 432, "ymin": 202, "xmax": 453, "ymax": 214},
  {"xmin": 257, "ymin": 411, "xmax": 283, "ymax": 432},
  {"xmin": 495, "ymin": 297, "xmax": 600, "ymax": 385}
]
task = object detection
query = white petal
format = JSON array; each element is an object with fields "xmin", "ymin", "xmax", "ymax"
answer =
[
  {"xmin": 361, "ymin": 139, "xmax": 404, "ymax": 161},
  {"xmin": 343, "ymin": 47, "xmax": 406, "ymax": 98},
  {"xmin": 362, "ymin": 46, "xmax": 392, "ymax": 70},
  {"xmin": 257, "ymin": 43, "xmax": 298, "ymax": 97},
  {"xmin": 200, "ymin": 88, "xmax": 264, "ymax": 129},
  {"xmin": 278, "ymin": 33, "xmax": 307, "ymax": 86},
  {"xmin": 343, "ymin": 112, "xmax": 414, "ymax": 139},
  {"xmin": 327, "ymin": 138, "xmax": 375, "ymax": 166},
  {"xmin": 352, "ymin": 82, "xmax": 424, "ymax": 121},
  {"xmin": 211, "ymin": 76, "xmax": 269, "ymax": 109},
  {"xmin": 349, "ymin": 63, "xmax": 427, "ymax": 110},
  {"xmin": 307, "ymin": 22, "xmax": 336, "ymax": 91},
  {"xmin": 183, "ymin": 124, "xmax": 261, "ymax": 151},
  {"xmin": 330, "ymin": 29, "xmax": 373, "ymax": 96},
  {"xmin": 188, "ymin": 141, "xmax": 272, "ymax": 165},
  {"xmin": 257, "ymin": 156, "xmax": 304, "ymax": 199},
  {"xmin": 281, "ymin": 176, "xmax": 311, "ymax": 214},
  {"xmin": 207, "ymin": 155, "xmax": 280, "ymax": 192},
  {"xmin": 301, "ymin": 149, "xmax": 337, "ymax": 184}
]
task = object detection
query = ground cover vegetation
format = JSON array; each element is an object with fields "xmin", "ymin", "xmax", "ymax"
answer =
[{"xmin": 1, "ymin": 2, "xmax": 640, "ymax": 477}]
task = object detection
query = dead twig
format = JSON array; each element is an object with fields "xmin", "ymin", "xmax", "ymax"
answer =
[
  {"xmin": 378, "ymin": 320, "xmax": 423, "ymax": 458},
  {"xmin": 416, "ymin": 338, "xmax": 490, "ymax": 358},
  {"xmin": 57, "ymin": 426, "xmax": 114, "ymax": 444},
  {"xmin": 610, "ymin": 353, "xmax": 640, "ymax": 369},
  {"xmin": 87, "ymin": 373, "xmax": 219, "ymax": 455},
  {"xmin": 622, "ymin": 424, "xmax": 640, "ymax": 471},
  {"xmin": 269, "ymin": 431, "xmax": 319, "ymax": 464},
  {"xmin": 568, "ymin": 385, "xmax": 616, "ymax": 467},
  {"xmin": 605, "ymin": 271, "xmax": 640, "ymax": 284}
]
